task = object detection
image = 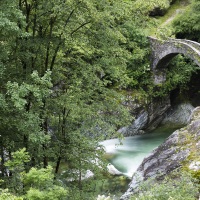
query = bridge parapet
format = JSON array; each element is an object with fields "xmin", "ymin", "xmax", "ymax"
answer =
[{"xmin": 172, "ymin": 39, "xmax": 200, "ymax": 52}]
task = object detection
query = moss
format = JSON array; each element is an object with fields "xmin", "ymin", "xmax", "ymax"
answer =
[
  {"xmin": 178, "ymin": 118, "xmax": 200, "ymax": 182},
  {"xmin": 181, "ymin": 165, "xmax": 200, "ymax": 184},
  {"xmin": 119, "ymin": 89, "xmax": 149, "ymax": 105},
  {"xmin": 191, "ymin": 170, "xmax": 200, "ymax": 183}
]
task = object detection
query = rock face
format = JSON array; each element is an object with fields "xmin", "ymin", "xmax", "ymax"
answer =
[
  {"xmin": 120, "ymin": 96, "xmax": 171, "ymax": 136},
  {"xmin": 161, "ymin": 102, "xmax": 194, "ymax": 128},
  {"xmin": 118, "ymin": 109, "xmax": 148, "ymax": 136},
  {"xmin": 146, "ymin": 96, "xmax": 171, "ymax": 131},
  {"xmin": 121, "ymin": 107, "xmax": 200, "ymax": 200},
  {"xmin": 120, "ymin": 97, "xmax": 194, "ymax": 137}
]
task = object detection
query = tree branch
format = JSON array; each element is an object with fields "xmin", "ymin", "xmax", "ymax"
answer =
[{"xmin": 70, "ymin": 21, "xmax": 91, "ymax": 36}]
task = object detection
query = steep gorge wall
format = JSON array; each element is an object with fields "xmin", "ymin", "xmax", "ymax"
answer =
[{"xmin": 119, "ymin": 96, "xmax": 171, "ymax": 136}]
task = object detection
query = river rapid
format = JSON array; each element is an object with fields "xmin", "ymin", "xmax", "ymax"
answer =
[{"xmin": 101, "ymin": 126, "xmax": 176, "ymax": 178}]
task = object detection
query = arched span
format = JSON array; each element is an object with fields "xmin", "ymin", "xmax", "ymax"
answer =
[{"xmin": 148, "ymin": 37, "xmax": 200, "ymax": 84}]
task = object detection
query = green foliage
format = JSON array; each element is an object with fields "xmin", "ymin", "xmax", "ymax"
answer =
[
  {"xmin": 0, "ymin": 189, "xmax": 23, "ymax": 200},
  {"xmin": 173, "ymin": 0, "xmax": 200, "ymax": 41},
  {"xmin": 2, "ymin": 0, "xmax": 198, "ymax": 199},
  {"xmin": 0, "ymin": 0, "xmax": 147, "ymax": 199},
  {"xmin": 130, "ymin": 171, "xmax": 200, "ymax": 200},
  {"xmin": 24, "ymin": 166, "xmax": 68, "ymax": 200},
  {"xmin": 155, "ymin": 26, "xmax": 173, "ymax": 39},
  {"xmin": 134, "ymin": 0, "xmax": 173, "ymax": 15},
  {"xmin": 118, "ymin": 14, "xmax": 151, "ymax": 91},
  {"xmin": 5, "ymin": 148, "xmax": 30, "ymax": 171},
  {"xmin": 3, "ymin": 148, "xmax": 30, "ymax": 194},
  {"xmin": 0, "ymin": 0, "xmax": 26, "ymax": 80},
  {"xmin": 26, "ymin": 186, "xmax": 67, "ymax": 200},
  {"xmin": 190, "ymin": 169, "xmax": 200, "ymax": 183},
  {"xmin": 2, "ymin": 70, "xmax": 52, "ymax": 153},
  {"xmin": 182, "ymin": 165, "xmax": 200, "ymax": 185},
  {"xmin": 152, "ymin": 55, "xmax": 199, "ymax": 97},
  {"xmin": 2, "ymin": 149, "xmax": 68, "ymax": 200},
  {"xmin": 23, "ymin": 166, "xmax": 54, "ymax": 188}
]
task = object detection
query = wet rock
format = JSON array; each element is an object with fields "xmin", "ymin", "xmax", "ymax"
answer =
[
  {"xmin": 146, "ymin": 96, "xmax": 171, "ymax": 131},
  {"xmin": 120, "ymin": 98, "xmax": 194, "ymax": 137},
  {"xmin": 107, "ymin": 163, "xmax": 123, "ymax": 176}
]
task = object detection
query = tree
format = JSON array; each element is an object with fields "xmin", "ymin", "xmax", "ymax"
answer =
[
  {"xmin": 0, "ymin": 0, "xmax": 136, "ymax": 199},
  {"xmin": 1, "ymin": 148, "xmax": 68, "ymax": 200},
  {"xmin": 173, "ymin": 0, "xmax": 200, "ymax": 41},
  {"xmin": 0, "ymin": 0, "xmax": 154, "ymax": 198},
  {"xmin": 0, "ymin": 0, "xmax": 26, "ymax": 178}
]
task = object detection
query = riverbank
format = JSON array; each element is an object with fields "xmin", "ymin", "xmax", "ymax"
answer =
[{"xmin": 121, "ymin": 106, "xmax": 200, "ymax": 200}]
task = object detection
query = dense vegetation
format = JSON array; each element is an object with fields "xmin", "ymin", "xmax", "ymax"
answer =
[
  {"xmin": 0, "ymin": 0, "xmax": 150, "ymax": 199},
  {"xmin": 0, "ymin": 0, "xmax": 200, "ymax": 199},
  {"xmin": 173, "ymin": 0, "xmax": 200, "ymax": 41}
]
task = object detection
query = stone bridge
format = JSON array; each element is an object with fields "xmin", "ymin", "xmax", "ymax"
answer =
[{"xmin": 149, "ymin": 36, "xmax": 200, "ymax": 84}]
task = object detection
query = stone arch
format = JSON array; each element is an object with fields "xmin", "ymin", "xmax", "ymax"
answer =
[{"xmin": 149, "ymin": 37, "xmax": 200, "ymax": 84}]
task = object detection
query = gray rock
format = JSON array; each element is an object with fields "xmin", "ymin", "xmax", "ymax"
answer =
[
  {"xmin": 146, "ymin": 96, "xmax": 171, "ymax": 131},
  {"xmin": 120, "ymin": 172, "xmax": 143, "ymax": 200},
  {"xmin": 120, "ymin": 98, "xmax": 194, "ymax": 138},
  {"xmin": 119, "ymin": 96, "xmax": 170, "ymax": 136},
  {"xmin": 161, "ymin": 103, "xmax": 194, "ymax": 128},
  {"xmin": 119, "ymin": 110, "xmax": 148, "ymax": 136}
]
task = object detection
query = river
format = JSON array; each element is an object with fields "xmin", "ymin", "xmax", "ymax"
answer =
[{"xmin": 101, "ymin": 126, "xmax": 176, "ymax": 178}]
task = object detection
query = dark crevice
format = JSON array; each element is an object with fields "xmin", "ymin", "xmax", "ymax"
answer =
[{"xmin": 170, "ymin": 70, "xmax": 200, "ymax": 107}]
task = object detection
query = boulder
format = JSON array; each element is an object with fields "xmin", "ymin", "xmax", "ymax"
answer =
[{"xmin": 107, "ymin": 163, "xmax": 123, "ymax": 176}]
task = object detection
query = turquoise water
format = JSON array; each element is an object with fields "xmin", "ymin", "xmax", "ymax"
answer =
[{"xmin": 101, "ymin": 127, "xmax": 176, "ymax": 177}]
